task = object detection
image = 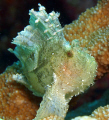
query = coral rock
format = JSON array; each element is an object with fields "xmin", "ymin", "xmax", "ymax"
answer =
[
  {"xmin": 91, "ymin": 105, "xmax": 109, "ymax": 119},
  {"xmin": 63, "ymin": 0, "xmax": 109, "ymax": 78},
  {"xmin": 71, "ymin": 116, "xmax": 97, "ymax": 120},
  {"xmin": 0, "ymin": 62, "xmax": 40, "ymax": 120},
  {"xmin": 39, "ymin": 115, "xmax": 63, "ymax": 120}
]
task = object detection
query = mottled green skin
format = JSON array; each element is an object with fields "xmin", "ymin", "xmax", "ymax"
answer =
[{"xmin": 9, "ymin": 5, "xmax": 69, "ymax": 96}]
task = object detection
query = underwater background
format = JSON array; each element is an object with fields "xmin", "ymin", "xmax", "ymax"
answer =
[{"xmin": 1, "ymin": 0, "xmax": 109, "ymax": 119}]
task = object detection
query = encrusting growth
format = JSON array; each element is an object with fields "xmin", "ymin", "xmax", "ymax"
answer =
[{"xmin": 63, "ymin": 0, "xmax": 109, "ymax": 78}]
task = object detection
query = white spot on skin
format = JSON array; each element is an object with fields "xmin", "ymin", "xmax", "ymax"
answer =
[
  {"xmin": 27, "ymin": 41, "xmax": 33, "ymax": 46},
  {"xmin": 35, "ymin": 18, "xmax": 40, "ymax": 23}
]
